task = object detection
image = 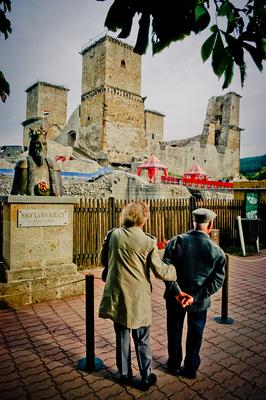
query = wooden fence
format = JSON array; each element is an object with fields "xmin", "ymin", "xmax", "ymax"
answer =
[{"xmin": 73, "ymin": 197, "xmax": 266, "ymax": 268}]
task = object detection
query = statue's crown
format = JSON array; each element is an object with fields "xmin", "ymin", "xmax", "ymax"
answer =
[{"xmin": 29, "ymin": 125, "xmax": 47, "ymax": 140}]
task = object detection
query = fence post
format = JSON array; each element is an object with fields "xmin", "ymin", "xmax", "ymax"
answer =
[
  {"xmin": 189, "ymin": 197, "xmax": 196, "ymax": 229},
  {"xmin": 77, "ymin": 274, "xmax": 103, "ymax": 371},
  {"xmin": 214, "ymin": 254, "xmax": 234, "ymax": 325},
  {"xmin": 108, "ymin": 197, "xmax": 116, "ymax": 229}
]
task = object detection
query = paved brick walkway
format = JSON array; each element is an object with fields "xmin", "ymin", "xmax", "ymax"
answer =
[{"xmin": 0, "ymin": 250, "xmax": 265, "ymax": 399}]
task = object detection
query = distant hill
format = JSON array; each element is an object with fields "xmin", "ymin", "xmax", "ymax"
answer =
[{"xmin": 240, "ymin": 154, "xmax": 266, "ymax": 176}]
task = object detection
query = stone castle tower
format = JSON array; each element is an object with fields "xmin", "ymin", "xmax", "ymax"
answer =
[
  {"xmin": 22, "ymin": 34, "xmax": 241, "ymax": 179},
  {"xmin": 22, "ymin": 81, "xmax": 69, "ymax": 149},
  {"xmin": 79, "ymin": 36, "xmax": 147, "ymax": 164}
]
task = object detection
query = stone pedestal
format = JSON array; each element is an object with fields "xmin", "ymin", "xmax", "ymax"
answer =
[{"xmin": 0, "ymin": 195, "xmax": 84, "ymax": 307}]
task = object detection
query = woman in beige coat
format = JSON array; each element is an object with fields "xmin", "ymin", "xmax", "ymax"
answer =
[{"xmin": 99, "ymin": 201, "xmax": 176, "ymax": 391}]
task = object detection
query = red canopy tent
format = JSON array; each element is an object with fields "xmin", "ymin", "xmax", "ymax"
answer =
[
  {"xmin": 183, "ymin": 164, "xmax": 208, "ymax": 180},
  {"xmin": 137, "ymin": 155, "xmax": 168, "ymax": 183}
]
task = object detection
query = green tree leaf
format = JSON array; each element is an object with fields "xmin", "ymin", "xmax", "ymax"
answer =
[
  {"xmin": 0, "ymin": 70, "xmax": 10, "ymax": 102},
  {"xmin": 134, "ymin": 12, "xmax": 150, "ymax": 55},
  {"xmin": 212, "ymin": 31, "xmax": 227, "ymax": 77},
  {"xmin": 201, "ymin": 32, "xmax": 217, "ymax": 62},
  {"xmin": 0, "ymin": 9, "xmax": 12, "ymax": 39},
  {"xmin": 104, "ymin": 0, "xmax": 132, "ymax": 32},
  {"xmin": 194, "ymin": 4, "xmax": 210, "ymax": 33},
  {"xmin": 222, "ymin": 53, "xmax": 234, "ymax": 89},
  {"xmin": 242, "ymin": 41, "xmax": 263, "ymax": 71},
  {"xmin": 210, "ymin": 24, "xmax": 218, "ymax": 33},
  {"xmin": 218, "ymin": 0, "xmax": 234, "ymax": 22}
]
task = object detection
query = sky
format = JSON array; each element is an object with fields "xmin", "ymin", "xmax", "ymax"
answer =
[{"xmin": 0, "ymin": 0, "xmax": 265, "ymax": 158}]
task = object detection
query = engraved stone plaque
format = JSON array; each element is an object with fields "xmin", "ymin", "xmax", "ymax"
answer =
[{"xmin": 18, "ymin": 209, "xmax": 68, "ymax": 227}]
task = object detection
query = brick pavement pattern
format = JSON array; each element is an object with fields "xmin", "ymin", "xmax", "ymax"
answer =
[{"xmin": 0, "ymin": 250, "xmax": 265, "ymax": 399}]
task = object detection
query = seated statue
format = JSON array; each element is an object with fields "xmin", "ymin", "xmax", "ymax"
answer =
[{"xmin": 11, "ymin": 126, "xmax": 63, "ymax": 196}]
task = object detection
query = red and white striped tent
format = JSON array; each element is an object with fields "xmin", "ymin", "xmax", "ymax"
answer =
[{"xmin": 137, "ymin": 155, "xmax": 168, "ymax": 183}]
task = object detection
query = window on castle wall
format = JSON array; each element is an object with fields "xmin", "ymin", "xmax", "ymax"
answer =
[
  {"xmin": 68, "ymin": 131, "xmax": 76, "ymax": 147},
  {"xmin": 152, "ymin": 134, "xmax": 155, "ymax": 139},
  {"xmin": 87, "ymin": 116, "xmax": 91, "ymax": 121},
  {"xmin": 204, "ymin": 160, "xmax": 206, "ymax": 163},
  {"xmin": 215, "ymin": 131, "xmax": 220, "ymax": 146},
  {"xmin": 193, "ymin": 156, "xmax": 195, "ymax": 160},
  {"xmin": 121, "ymin": 60, "xmax": 126, "ymax": 68}
]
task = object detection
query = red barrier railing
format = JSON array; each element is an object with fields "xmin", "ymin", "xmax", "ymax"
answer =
[{"xmin": 161, "ymin": 176, "xmax": 233, "ymax": 189}]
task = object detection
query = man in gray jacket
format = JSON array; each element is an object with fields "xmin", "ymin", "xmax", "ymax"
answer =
[
  {"xmin": 99, "ymin": 201, "xmax": 176, "ymax": 390},
  {"xmin": 163, "ymin": 208, "xmax": 226, "ymax": 379}
]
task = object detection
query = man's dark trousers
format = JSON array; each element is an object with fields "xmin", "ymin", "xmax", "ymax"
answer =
[
  {"xmin": 114, "ymin": 322, "xmax": 152, "ymax": 378},
  {"xmin": 166, "ymin": 298, "xmax": 207, "ymax": 373}
]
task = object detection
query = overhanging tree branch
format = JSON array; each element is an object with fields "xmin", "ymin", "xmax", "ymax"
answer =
[
  {"xmin": 97, "ymin": 0, "xmax": 266, "ymax": 89},
  {"xmin": 0, "ymin": 0, "xmax": 12, "ymax": 102}
]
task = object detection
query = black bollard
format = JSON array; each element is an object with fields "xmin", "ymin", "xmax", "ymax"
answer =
[
  {"xmin": 214, "ymin": 254, "xmax": 234, "ymax": 325},
  {"xmin": 77, "ymin": 274, "xmax": 103, "ymax": 371}
]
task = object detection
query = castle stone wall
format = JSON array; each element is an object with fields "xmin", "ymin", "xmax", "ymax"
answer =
[
  {"xmin": 104, "ymin": 89, "xmax": 146, "ymax": 163},
  {"xmin": 21, "ymin": 36, "xmax": 242, "ymax": 181},
  {"xmin": 56, "ymin": 106, "xmax": 80, "ymax": 147},
  {"xmin": 145, "ymin": 110, "xmax": 164, "ymax": 154},
  {"xmin": 105, "ymin": 37, "xmax": 141, "ymax": 95},
  {"xmin": 26, "ymin": 85, "xmax": 39, "ymax": 120},
  {"xmin": 23, "ymin": 82, "xmax": 69, "ymax": 148},
  {"xmin": 159, "ymin": 140, "xmax": 239, "ymax": 180},
  {"xmin": 81, "ymin": 39, "xmax": 106, "ymax": 95},
  {"xmin": 80, "ymin": 92, "xmax": 105, "ymax": 153}
]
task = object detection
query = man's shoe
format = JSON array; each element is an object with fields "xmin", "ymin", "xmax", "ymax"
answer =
[
  {"xmin": 179, "ymin": 367, "xmax": 196, "ymax": 379},
  {"xmin": 118, "ymin": 374, "xmax": 133, "ymax": 385},
  {"xmin": 140, "ymin": 373, "xmax": 157, "ymax": 391},
  {"xmin": 167, "ymin": 361, "xmax": 180, "ymax": 376},
  {"xmin": 167, "ymin": 366, "xmax": 180, "ymax": 376}
]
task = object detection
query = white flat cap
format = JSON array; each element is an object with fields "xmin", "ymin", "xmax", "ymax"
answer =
[{"xmin": 192, "ymin": 208, "xmax": 217, "ymax": 223}]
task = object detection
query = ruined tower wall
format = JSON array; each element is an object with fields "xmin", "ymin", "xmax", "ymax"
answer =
[{"xmin": 159, "ymin": 139, "xmax": 239, "ymax": 180}]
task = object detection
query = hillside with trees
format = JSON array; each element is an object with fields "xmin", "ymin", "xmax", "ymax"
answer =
[{"xmin": 240, "ymin": 154, "xmax": 266, "ymax": 180}]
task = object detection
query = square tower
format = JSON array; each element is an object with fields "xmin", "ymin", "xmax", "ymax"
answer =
[
  {"xmin": 22, "ymin": 81, "xmax": 69, "ymax": 149},
  {"xmin": 79, "ymin": 35, "xmax": 147, "ymax": 164}
]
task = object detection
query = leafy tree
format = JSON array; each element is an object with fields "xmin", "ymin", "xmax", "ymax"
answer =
[
  {"xmin": 97, "ymin": 0, "xmax": 266, "ymax": 89},
  {"xmin": 255, "ymin": 166, "xmax": 266, "ymax": 180},
  {"xmin": 246, "ymin": 166, "xmax": 266, "ymax": 180},
  {"xmin": 0, "ymin": 0, "xmax": 11, "ymax": 102},
  {"xmin": 240, "ymin": 154, "xmax": 266, "ymax": 174}
]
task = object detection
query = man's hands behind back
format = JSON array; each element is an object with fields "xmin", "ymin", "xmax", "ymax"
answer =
[{"xmin": 175, "ymin": 291, "xmax": 194, "ymax": 308}]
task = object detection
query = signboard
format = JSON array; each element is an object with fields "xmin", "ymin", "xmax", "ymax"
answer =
[
  {"xmin": 245, "ymin": 192, "xmax": 259, "ymax": 220},
  {"xmin": 18, "ymin": 209, "xmax": 68, "ymax": 227}
]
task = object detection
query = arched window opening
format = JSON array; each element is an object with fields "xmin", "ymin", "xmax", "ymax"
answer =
[
  {"xmin": 68, "ymin": 131, "xmax": 76, "ymax": 147},
  {"xmin": 215, "ymin": 131, "xmax": 221, "ymax": 146},
  {"xmin": 121, "ymin": 60, "xmax": 126, "ymax": 68}
]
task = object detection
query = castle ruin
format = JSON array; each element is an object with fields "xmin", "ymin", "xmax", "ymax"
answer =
[{"xmin": 22, "ymin": 34, "xmax": 242, "ymax": 180}]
